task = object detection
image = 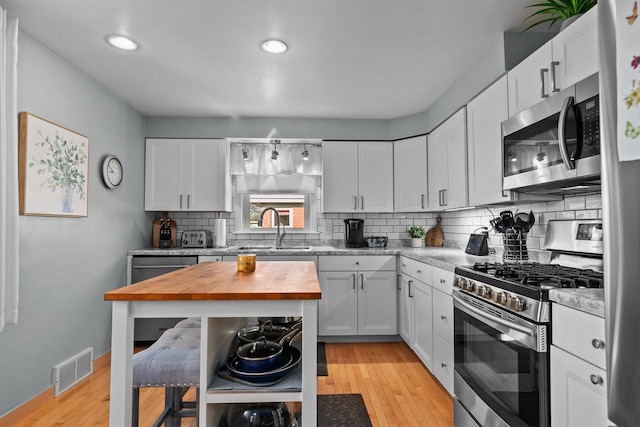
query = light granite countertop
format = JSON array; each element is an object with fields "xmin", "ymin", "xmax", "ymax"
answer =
[
  {"xmin": 127, "ymin": 245, "xmax": 501, "ymax": 272},
  {"xmin": 549, "ymin": 288, "xmax": 605, "ymax": 318},
  {"xmin": 128, "ymin": 245, "xmax": 605, "ymax": 317}
]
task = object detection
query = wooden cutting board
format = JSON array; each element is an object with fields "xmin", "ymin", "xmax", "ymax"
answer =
[{"xmin": 425, "ymin": 217, "xmax": 443, "ymax": 247}]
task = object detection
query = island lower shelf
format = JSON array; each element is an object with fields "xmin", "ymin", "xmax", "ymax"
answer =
[{"xmin": 207, "ymin": 365, "xmax": 302, "ymax": 403}]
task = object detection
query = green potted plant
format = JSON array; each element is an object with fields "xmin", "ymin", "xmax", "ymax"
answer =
[
  {"xmin": 408, "ymin": 226, "xmax": 426, "ymax": 248},
  {"xmin": 522, "ymin": 0, "xmax": 597, "ymax": 32}
]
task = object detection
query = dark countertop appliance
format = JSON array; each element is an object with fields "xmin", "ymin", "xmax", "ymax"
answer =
[
  {"xmin": 453, "ymin": 219, "xmax": 603, "ymax": 427},
  {"xmin": 344, "ymin": 219, "xmax": 365, "ymax": 248}
]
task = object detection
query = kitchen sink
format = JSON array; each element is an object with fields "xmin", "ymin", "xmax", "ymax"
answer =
[
  {"xmin": 275, "ymin": 246, "xmax": 311, "ymax": 250},
  {"xmin": 237, "ymin": 245, "xmax": 274, "ymax": 250},
  {"xmin": 236, "ymin": 245, "xmax": 312, "ymax": 251}
]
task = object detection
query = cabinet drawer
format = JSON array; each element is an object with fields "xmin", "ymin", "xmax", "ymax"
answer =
[
  {"xmin": 318, "ymin": 255, "xmax": 395, "ymax": 271},
  {"xmin": 432, "ymin": 267, "xmax": 455, "ymax": 295},
  {"xmin": 551, "ymin": 345, "xmax": 609, "ymax": 427},
  {"xmin": 432, "ymin": 289, "xmax": 453, "ymax": 346},
  {"xmin": 398, "ymin": 256, "xmax": 411, "ymax": 275},
  {"xmin": 409, "ymin": 260, "xmax": 432, "ymax": 284},
  {"xmin": 552, "ymin": 304, "xmax": 606, "ymax": 369},
  {"xmin": 433, "ymin": 333, "xmax": 454, "ymax": 396}
]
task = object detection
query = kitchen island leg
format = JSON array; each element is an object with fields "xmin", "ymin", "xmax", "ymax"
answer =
[
  {"xmin": 301, "ymin": 300, "xmax": 318, "ymax": 427},
  {"xmin": 109, "ymin": 301, "xmax": 134, "ymax": 427}
]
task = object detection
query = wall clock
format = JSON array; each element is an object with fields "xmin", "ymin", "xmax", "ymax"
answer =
[{"xmin": 102, "ymin": 155, "xmax": 123, "ymax": 189}]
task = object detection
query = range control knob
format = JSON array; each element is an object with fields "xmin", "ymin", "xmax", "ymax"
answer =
[
  {"xmin": 493, "ymin": 291, "xmax": 507, "ymax": 305},
  {"xmin": 507, "ymin": 295, "xmax": 525, "ymax": 311},
  {"xmin": 475, "ymin": 285, "xmax": 491, "ymax": 298},
  {"xmin": 457, "ymin": 278, "xmax": 467, "ymax": 289},
  {"xmin": 453, "ymin": 277, "xmax": 462, "ymax": 288},
  {"xmin": 462, "ymin": 280, "xmax": 475, "ymax": 292}
]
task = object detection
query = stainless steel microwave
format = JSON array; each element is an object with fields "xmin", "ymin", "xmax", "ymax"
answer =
[{"xmin": 502, "ymin": 74, "xmax": 600, "ymax": 194}]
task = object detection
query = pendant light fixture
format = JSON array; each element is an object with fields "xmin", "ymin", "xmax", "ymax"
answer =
[
  {"xmin": 271, "ymin": 140, "xmax": 280, "ymax": 160},
  {"xmin": 242, "ymin": 147, "xmax": 250, "ymax": 161}
]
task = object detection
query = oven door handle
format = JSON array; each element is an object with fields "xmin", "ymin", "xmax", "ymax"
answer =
[{"xmin": 453, "ymin": 292, "xmax": 537, "ymax": 338}]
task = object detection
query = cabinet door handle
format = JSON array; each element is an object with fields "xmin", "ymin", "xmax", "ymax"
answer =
[
  {"xmin": 354, "ymin": 196, "xmax": 358, "ymax": 210},
  {"xmin": 540, "ymin": 68, "xmax": 549, "ymax": 98},
  {"xmin": 180, "ymin": 194, "xmax": 183, "ymax": 209},
  {"xmin": 441, "ymin": 315, "xmax": 447, "ymax": 320},
  {"xmin": 397, "ymin": 274, "xmax": 401, "ymax": 290},
  {"xmin": 421, "ymin": 194, "xmax": 425, "ymax": 209},
  {"xmin": 361, "ymin": 195, "xmax": 365, "ymax": 211},
  {"xmin": 440, "ymin": 279, "xmax": 446, "ymax": 284},
  {"xmin": 442, "ymin": 189, "xmax": 447, "ymax": 207},
  {"xmin": 550, "ymin": 61, "xmax": 560, "ymax": 93},
  {"xmin": 408, "ymin": 280, "xmax": 413, "ymax": 298},
  {"xmin": 187, "ymin": 194, "xmax": 191, "ymax": 209},
  {"xmin": 592, "ymin": 339, "xmax": 605, "ymax": 349},
  {"xmin": 590, "ymin": 374, "xmax": 603, "ymax": 385},
  {"xmin": 360, "ymin": 274, "xmax": 364, "ymax": 290},
  {"xmin": 441, "ymin": 362, "xmax": 447, "ymax": 368},
  {"xmin": 352, "ymin": 273, "xmax": 356, "ymax": 290}
]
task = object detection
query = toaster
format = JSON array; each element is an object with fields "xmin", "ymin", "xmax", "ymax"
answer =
[{"xmin": 181, "ymin": 230, "xmax": 211, "ymax": 248}]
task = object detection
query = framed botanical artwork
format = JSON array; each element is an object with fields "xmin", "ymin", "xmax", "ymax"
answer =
[{"xmin": 19, "ymin": 112, "xmax": 89, "ymax": 217}]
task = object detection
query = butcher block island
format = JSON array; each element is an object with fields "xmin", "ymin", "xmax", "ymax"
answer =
[{"xmin": 104, "ymin": 261, "xmax": 322, "ymax": 427}]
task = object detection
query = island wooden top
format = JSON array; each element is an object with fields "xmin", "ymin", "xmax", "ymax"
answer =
[{"xmin": 104, "ymin": 261, "xmax": 322, "ymax": 301}]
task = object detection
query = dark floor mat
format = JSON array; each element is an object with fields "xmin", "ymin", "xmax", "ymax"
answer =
[
  {"xmin": 317, "ymin": 342, "xmax": 328, "ymax": 376},
  {"xmin": 317, "ymin": 394, "xmax": 372, "ymax": 427}
]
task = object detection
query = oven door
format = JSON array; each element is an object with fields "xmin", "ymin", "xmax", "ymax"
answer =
[{"xmin": 453, "ymin": 291, "xmax": 549, "ymax": 427}]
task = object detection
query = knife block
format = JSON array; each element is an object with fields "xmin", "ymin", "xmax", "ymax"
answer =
[{"xmin": 152, "ymin": 217, "xmax": 176, "ymax": 248}]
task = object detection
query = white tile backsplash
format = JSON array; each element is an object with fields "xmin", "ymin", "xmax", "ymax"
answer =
[{"xmin": 165, "ymin": 192, "xmax": 602, "ymax": 253}]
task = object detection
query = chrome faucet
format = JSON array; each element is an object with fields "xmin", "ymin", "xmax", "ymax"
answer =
[{"xmin": 259, "ymin": 207, "xmax": 286, "ymax": 248}]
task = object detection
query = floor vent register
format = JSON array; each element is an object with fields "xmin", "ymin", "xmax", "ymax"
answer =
[{"xmin": 53, "ymin": 347, "xmax": 93, "ymax": 397}]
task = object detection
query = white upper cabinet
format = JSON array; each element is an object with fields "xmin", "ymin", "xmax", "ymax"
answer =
[
  {"xmin": 467, "ymin": 75, "xmax": 510, "ymax": 206},
  {"xmin": 508, "ymin": 6, "xmax": 598, "ymax": 115},
  {"xmin": 427, "ymin": 108, "xmax": 468, "ymax": 210},
  {"xmin": 145, "ymin": 138, "xmax": 231, "ymax": 212},
  {"xmin": 322, "ymin": 141, "xmax": 393, "ymax": 213},
  {"xmin": 394, "ymin": 136, "xmax": 428, "ymax": 212}
]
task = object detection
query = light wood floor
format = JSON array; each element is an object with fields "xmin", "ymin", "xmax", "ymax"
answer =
[{"xmin": 0, "ymin": 342, "xmax": 452, "ymax": 427}]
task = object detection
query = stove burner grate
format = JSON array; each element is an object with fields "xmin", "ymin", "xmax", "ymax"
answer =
[{"xmin": 470, "ymin": 262, "xmax": 603, "ymax": 289}]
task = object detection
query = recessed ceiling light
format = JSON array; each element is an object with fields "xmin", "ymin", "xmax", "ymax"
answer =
[
  {"xmin": 261, "ymin": 39, "xmax": 288, "ymax": 54},
  {"xmin": 107, "ymin": 35, "xmax": 139, "ymax": 51}
]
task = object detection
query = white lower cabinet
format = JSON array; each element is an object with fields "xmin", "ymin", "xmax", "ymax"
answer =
[
  {"xmin": 550, "ymin": 346, "xmax": 609, "ymax": 427},
  {"xmin": 551, "ymin": 303, "xmax": 612, "ymax": 426},
  {"xmin": 412, "ymin": 280, "xmax": 434, "ymax": 370},
  {"xmin": 318, "ymin": 255, "xmax": 397, "ymax": 336},
  {"xmin": 431, "ymin": 269, "xmax": 454, "ymax": 396},
  {"xmin": 397, "ymin": 257, "xmax": 455, "ymax": 396},
  {"xmin": 398, "ymin": 273, "xmax": 414, "ymax": 344},
  {"xmin": 432, "ymin": 334, "xmax": 454, "ymax": 395}
]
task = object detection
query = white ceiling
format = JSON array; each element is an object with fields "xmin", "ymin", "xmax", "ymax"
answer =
[{"xmin": 1, "ymin": 0, "xmax": 540, "ymax": 120}]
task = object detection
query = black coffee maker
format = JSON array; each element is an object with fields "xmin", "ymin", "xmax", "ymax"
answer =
[{"xmin": 344, "ymin": 219, "xmax": 365, "ymax": 248}]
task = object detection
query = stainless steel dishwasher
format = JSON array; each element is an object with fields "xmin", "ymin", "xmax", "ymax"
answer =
[{"xmin": 130, "ymin": 255, "xmax": 198, "ymax": 344}]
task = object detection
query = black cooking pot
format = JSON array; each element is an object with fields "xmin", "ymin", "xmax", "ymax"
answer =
[
  {"xmin": 224, "ymin": 402, "xmax": 298, "ymax": 427},
  {"xmin": 235, "ymin": 323, "xmax": 301, "ymax": 373},
  {"xmin": 237, "ymin": 320, "xmax": 297, "ymax": 344},
  {"xmin": 226, "ymin": 345, "xmax": 301, "ymax": 384},
  {"xmin": 257, "ymin": 316, "xmax": 300, "ymax": 326}
]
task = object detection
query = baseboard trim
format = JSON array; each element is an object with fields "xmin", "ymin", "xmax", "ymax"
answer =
[{"xmin": 0, "ymin": 351, "xmax": 110, "ymax": 426}]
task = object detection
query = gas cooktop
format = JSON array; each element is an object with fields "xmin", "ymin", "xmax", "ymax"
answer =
[{"xmin": 469, "ymin": 262, "xmax": 604, "ymax": 290}]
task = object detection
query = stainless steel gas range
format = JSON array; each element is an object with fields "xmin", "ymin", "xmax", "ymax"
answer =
[{"xmin": 453, "ymin": 219, "xmax": 604, "ymax": 427}]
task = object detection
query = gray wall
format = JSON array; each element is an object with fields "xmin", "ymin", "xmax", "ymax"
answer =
[
  {"xmin": 146, "ymin": 116, "xmax": 391, "ymax": 140},
  {"xmin": 0, "ymin": 33, "xmax": 152, "ymax": 416}
]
